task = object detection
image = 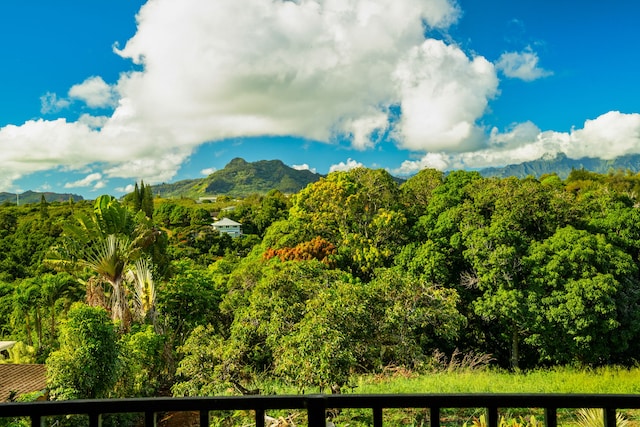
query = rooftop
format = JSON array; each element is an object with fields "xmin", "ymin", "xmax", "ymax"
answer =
[
  {"xmin": 0, "ymin": 364, "xmax": 47, "ymax": 402},
  {"xmin": 0, "ymin": 342, "xmax": 16, "ymax": 353},
  {"xmin": 212, "ymin": 217, "xmax": 241, "ymax": 226}
]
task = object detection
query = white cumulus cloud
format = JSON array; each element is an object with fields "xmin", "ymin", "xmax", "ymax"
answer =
[
  {"xmin": 40, "ymin": 92, "xmax": 71, "ymax": 114},
  {"xmin": 115, "ymin": 184, "xmax": 136, "ymax": 193},
  {"xmin": 69, "ymin": 76, "xmax": 119, "ymax": 109},
  {"xmin": 292, "ymin": 163, "xmax": 317, "ymax": 173},
  {"xmin": 330, "ymin": 158, "xmax": 364, "ymax": 172},
  {"xmin": 3, "ymin": 0, "xmax": 637, "ymax": 194},
  {"xmin": 496, "ymin": 48, "xmax": 553, "ymax": 81},
  {"xmin": 393, "ymin": 111, "xmax": 640, "ymax": 174},
  {"xmin": 0, "ymin": 0, "xmax": 500, "ymax": 191},
  {"xmin": 393, "ymin": 39, "xmax": 499, "ymax": 152},
  {"xmin": 65, "ymin": 172, "xmax": 103, "ymax": 189},
  {"xmin": 200, "ymin": 167, "xmax": 217, "ymax": 176}
]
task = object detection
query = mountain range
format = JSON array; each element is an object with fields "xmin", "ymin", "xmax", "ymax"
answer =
[
  {"xmin": 7, "ymin": 153, "xmax": 640, "ymax": 203},
  {"xmin": 151, "ymin": 153, "xmax": 640, "ymax": 199},
  {"xmin": 480, "ymin": 152, "xmax": 640, "ymax": 179},
  {"xmin": 0, "ymin": 191, "xmax": 83, "ymax": 205}
]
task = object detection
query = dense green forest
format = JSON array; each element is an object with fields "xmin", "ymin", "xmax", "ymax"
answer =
[{"xmin": 2, "ymin": 167, "xmax": 640, "ymax": 402}]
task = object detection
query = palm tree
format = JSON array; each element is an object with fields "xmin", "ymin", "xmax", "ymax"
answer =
[
  {"xmin": 46, "ymin": 195, "xmax": 162, "ymax": 330},
  {"xmin": 127, "ymin": 257, "xmax": 157, "ymax": 327}
]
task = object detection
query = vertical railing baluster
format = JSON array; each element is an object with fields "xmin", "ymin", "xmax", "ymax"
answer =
[
  {"xmin": 373, "ymin": 406, "xmax": 383, "ymax": 427},
  {"xmin": 31, "ymin": 414, "xmax": 42, "ymax": 427},
  {"xmin": 89, "ymin": 413, "xmax": 102, "ymax": 427},
  {"xmin": 255, "ymin": 408, "xmax": 265, "ymax": 427},
  {"xmin": 430, "ymin": 407, "xmax": 441, "ymax": 427},
  {"xmin": 604, "ymin": 408, "xmax": 617, "ymax": 427},
  {"xmin": 544, "ymin": 407, "xmax": 557, "ymax": 427},
  {"xmin": 200, "ymin": 409, "xmax": 209, "ymax": 427},
  {"xmin": 145, "ymin": 410, "xmax": 156, "ymax": 427},
  {"xmin": 307, "ymin": 395, "xmax": 327, "ymax": 427},
  {"xmin": 486, "ymin": 406, "xmax": 498, "ymax": 427}
]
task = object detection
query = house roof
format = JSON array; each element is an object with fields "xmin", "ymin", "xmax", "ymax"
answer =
[
  {"xmin": 0, "ymin": 341, "xmax": 16, "ymax": 352},
  {"xmin": 0, "ymin": 364, "xmax": 47, "ymax": 402},
  {"xmin": 212, "ymin": 217, "xmax": 241, "ymax": 226}
]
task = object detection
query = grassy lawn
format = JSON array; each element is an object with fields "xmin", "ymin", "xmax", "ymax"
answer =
[
  {"xmin": 331, "ymin": 366, "xmax": 640, "ymax": 426},
  {"xmin": 206, "ymin": 367, "xmax": 640, "ymax": 426},
  {"xmin": 353, "ymin": 365, "xmax": 640, "ymax": 394}
]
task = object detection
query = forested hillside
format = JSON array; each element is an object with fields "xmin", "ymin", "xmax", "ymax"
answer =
[
  {"xmin": 2, "ymin": 168, "xmax": 640, "ymax": 404},
  {"xmin": 151, "ymin": 157, "xmax": 322, "ymax": 198}
]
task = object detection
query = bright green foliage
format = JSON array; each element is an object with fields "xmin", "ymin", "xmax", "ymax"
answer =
[
  {"xmin": 45, "ymin": 196, "xmax": 165, "ymax": 327},
  {"xmin": 459, "ymin": 178, "xmax": 567, "ymax": 367},
  {"xmin": 588, "ymin": 205, "xmax": 640, "ymax": 259},
  {"xmin": 253, "ymin": 189, "xmax": 291, "ymax": 235},
  {"xmin": 525, "ymin": 226, "xmax": 640, "ymax": 364},
  {"xmin": 11, "ymin": 278, "xmax": 41, "ymax": 347},
  {"xmin": 6, "ymin": 167, "xmax": 640, "ymax": 396},
  {"xmin": 9, "ymin": 273, "xmax": 81, "ymax": 355},
  {"xmin": 275, "ymin": 290, "xmax": 358, "ymax": 391},
  {"xmin": 116, "ymin": 324, "xmax": 167, "ymax": 397},
  {"xmin": 174, "ymin": 258, "xmax": 465, "ymax": 394},
  {"xmin": 140, "ymin": 181, "xmax": 154, "ymax": 219},
  {"xmin": 288, "ymin": 168, "xmax": 407, "ymax": 278},
  {"xmin": 400, "ymin": 168, "xmax": 444, "ymax": 222},
  {"xmin": 0, "ymin": 281, "xmax": 13, "ymax": 336},
  {"xmin": 368, "ymin": 268, "xmax": 466, "ymax": 368},
  {"xmin": 157, "ymin": 259, "xmax": 224, "ymax": 346},
  {"xmin": 0, "ymin": 213, "xmax": 62, "ymax": 280},
  {"xmin": 172, "ymin": 325, "xmax": 229, "ymax": 396},
  {"xmin": 46, "ymin": 303, "xmax": 119, "ymax": 400},
  {"xmin": 0, "ymin": 209, "xmax": 17, "ymax": 238},
  {"xmin": 124, "ymin": 181, "xmax": 154, "ymax": 218},
  {"xmin": 394, "ymin": 240, "xmax": 450, "ymax": 285},
  {"xmin": 224, "ymin": 260, "xmax": 334, "ymax": 375},
  {"xmin": 419, "ymin": 170, "xmax": 482, "ymax": 241}
]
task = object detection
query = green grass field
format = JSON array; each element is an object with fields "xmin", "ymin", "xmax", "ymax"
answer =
[
  {"xmin": 327, "ymin": 367, "xmax": 640, "ymax": 427},
  {"xmin": 239, "ymin": 366, "xmax": 640, "ymax": 427},
  {"xmin": 353, "ymin": 365, "xmax": 640, "ymax": 394}
]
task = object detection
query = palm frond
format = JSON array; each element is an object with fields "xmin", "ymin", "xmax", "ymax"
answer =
[
  {"xmin": 127, "ymin": 258, "xmax": 156, "ymax": 321},
  {"xmin": 83, "ymin": 235, "xmax": 133, "ymax": 283}
]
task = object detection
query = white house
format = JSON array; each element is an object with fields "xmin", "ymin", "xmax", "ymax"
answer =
[{"xmin": 212, "ymin": 217, "xmax": 243, "ymax": 237}]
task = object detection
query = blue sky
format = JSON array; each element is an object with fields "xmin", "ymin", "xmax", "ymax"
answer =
[{"xmin": 1, "ymin": 0, "xmax": 639, "ymax": 199}]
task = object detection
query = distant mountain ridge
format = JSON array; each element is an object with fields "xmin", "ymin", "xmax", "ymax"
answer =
[
  {"xmin": 149, "ymin": 154, "xmax": 640, "ymax": 199},
  {"xmin": 0, "ymin": 190, "xmax": 83, "ymax": 205},
  {"xmin": 152, "ymin": 158, "xmax": 322, "ymax": 198},
  {"xmin": 8, "ymin": 154, "xmax": 640, "ymax": 202},
  {"xmin": 479, "ymin": 153, "xmax": 640, "ymax": 179}
]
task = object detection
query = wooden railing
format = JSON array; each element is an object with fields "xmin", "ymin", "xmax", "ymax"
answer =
[{"xmin": 1, "ymin": 394, "xmax": 639, "ymax": 427}]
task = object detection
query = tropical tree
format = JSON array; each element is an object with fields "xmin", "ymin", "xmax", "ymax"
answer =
[
  {"xmin": 45, "ymin": 195, "xmax": 163, "ymax": 329},
  {"xmin": 286, "ymin": 168, "xmax": 407, "ymax": 278},
  {"xmin": 459, "ymin": 177, "xmax": 564, "ymax": 368},
  {"xmin": 46, "ymin": 303, "xmax": 119, "ymax": 400},
  {"xmin": 524, "ymin": 226, "xmax": 640, "ymax": 364}
]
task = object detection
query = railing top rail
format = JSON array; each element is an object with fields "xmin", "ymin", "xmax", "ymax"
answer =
[{"xmin": 2, "ymin": 393, "xmax": 640, "ymax": 418}]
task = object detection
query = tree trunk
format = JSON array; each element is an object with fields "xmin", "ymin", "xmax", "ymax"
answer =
[
  {"xmin": 511, "ymin": 330, "xmax": 519, "ymax": 370},
  {"xmin": 110, "ymin": 277, "xmax": 131, "ymax": 331},
  {"xmin": 24, "ymin": 314, "xmax": 32, "ymax": 346},
  {"xmin": 35, "ymin": 307, "xmax": 43, "ymax": 349}
]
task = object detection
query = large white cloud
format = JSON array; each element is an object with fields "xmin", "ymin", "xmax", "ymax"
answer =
[
  {"xmin": 112, "ymin": 0, "xmax": 467, "ymax": 147},
  {"xmin": 2, "ymin": 0, "xmax": 496, "ymax": 191},
  {"xmin": 2, "ymin": 0, "xmax": 638, "ymax": 193},
  {"xmin": 393, "ymin": 39, "xmax": 499, "ymax": 152}
]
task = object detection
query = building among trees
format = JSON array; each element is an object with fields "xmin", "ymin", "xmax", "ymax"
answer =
[{"xmin": 212, "ymin": 217, "xmax": 242, "ymax": 237}]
